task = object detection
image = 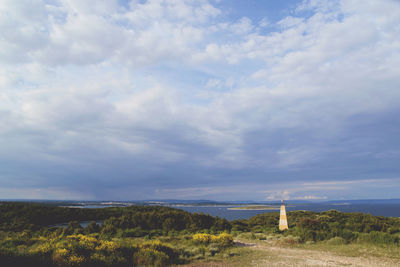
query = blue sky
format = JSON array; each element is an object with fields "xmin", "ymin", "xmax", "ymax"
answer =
[{"xmin": 1, "ymin": 0, "xmax": 400, "ymax": 201}]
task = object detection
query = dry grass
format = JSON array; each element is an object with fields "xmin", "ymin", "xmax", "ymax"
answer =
[
  {"xmin": 224, "ymin": 236, "xmax": 400, "ymax": 267},
  {"xmin": 177, "ymin": 262, "xmax": 230, "ymax": 267}
]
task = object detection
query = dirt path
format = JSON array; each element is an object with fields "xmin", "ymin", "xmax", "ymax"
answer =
[{"xmin": 236, "ymin": 241, "xmax": 400, "ymax": 267}]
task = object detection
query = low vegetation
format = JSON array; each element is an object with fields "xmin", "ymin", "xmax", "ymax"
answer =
[
  {"xmin": 0, "ymin": 202, "xmax": 399, "ymax": 266},
  {"xmin": 238, "ymin": 209, "xmax": 400, "ymax": 244}
]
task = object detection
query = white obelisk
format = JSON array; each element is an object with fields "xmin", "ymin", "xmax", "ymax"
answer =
[{"xmin": 279, "ymin": 200, "xmax": 288, "ymax": 230}]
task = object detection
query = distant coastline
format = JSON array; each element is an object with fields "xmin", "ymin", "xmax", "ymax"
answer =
[{"xmin": 227, "ymin": 205, "xmax": 280, "ymax": 210}]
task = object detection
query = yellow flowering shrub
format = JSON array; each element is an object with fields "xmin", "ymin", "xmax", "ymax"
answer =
[
  {"xmin": 55, "ymin": 248, "xmax": 69, "ymax": 257},
  {"xmin": 29, "ymin": 242, "xmax": 53, "ymax": 255},
  {"xmin": 1, "ymin": 231, "xmax": 184, "ymax": 266},
  {"xmin": 52, "ymin": 247, "xmax": 70, "ymax": 266},
  {"xmin": 193, "ymin": 233, "xmax": 212, "ymax": 243},
  {"xmin": 78, "ymin": 235, "xmax": 99, "ymax": 250},
  {"xmin": 90, "ymin": 252, "xmax": 107, "ymax": 263},
  {"xmin": 51, "ymin": 234, "xmax": 105, "ymax": 265},
  {"xmin": 37, "ymin": 236, "xmax": 48, "ymax": 241},
  {"xmin": 96, "ymin": 240, "xmax": 119, "ymax": 252},
  {"xmin": 193, "ymin": 233, "xmax": 234, "ymax": 247},
  {"xmin": 66, "ymin": 234, "xmax": 97, "ymax": 243},
  {"xmin": 215, "ymin": 232, "xmax": 234, "ymax": 247},
  {"xmin": 19, "ymin": 230, "xmax": 31, "ymax": 239},
  {"xmin": 138, "ymin": 240, "xmax": 169, "ymax": 250},
  {"xmin": 210, "ymin": 235, "xmax": 218, "ymax": 243},
  {"xmin": 68, "ymin": 255, "xmax": 85, "ymax": 265},
  {"xmin": 135, "ymin": 240, "xmax": 178, "ymax": 264}
]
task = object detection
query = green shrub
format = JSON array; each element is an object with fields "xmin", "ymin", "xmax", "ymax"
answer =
[
  {"xmin": 208, "ymin": 243, "xmax": 220, "ymax": 256},
  {"xmin": 137, "ymin": 240, "xmax": 179, "ymax": 264},
  {"xmin": 339, "ymin": 229, "xmax": 357, "ymax": 242},
  {"xmin": 133, "ymin": 248, "xmax": 169, "ymax": 267},
  {"xmin": 85, "ymin": 221, "xmax": 100, "ymax": 234},
  {"xmin": 357, "ymin": 231, "xmax": 399, "ymax": 245},
  {"xmin": 100, "ymin": 224, "xmax": 117, "ymax": 236},
  {"xmin": 121, "ymin": 227, "xmax": 145, "ymax": 238}
]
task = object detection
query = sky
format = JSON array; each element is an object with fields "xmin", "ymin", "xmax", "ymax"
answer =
[{"xmin": 1, "ymin": 0, "xmax": 400, "ymax": 201}]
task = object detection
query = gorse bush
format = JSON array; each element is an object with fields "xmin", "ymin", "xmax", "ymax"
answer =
[
  {"xmin": 132, "ymin": 240, "xmax": 179, "ymax": 267},
  {"xmin": 192, "ymin": 233, "xmax": 234, "ymax": 247},
  {"xmin": 136, "ymin": 240, "xmax": 179, "ymax": 263},
  {"xmin": 192, "ymin": 233, "xmax": 213, "ymax": 244},
  {"xmin": 215, "ymin": 233, "xmax": 234, "ymax": 247},
  {"xmin": 0, "ymin": 233, "xmax": 182, "ymax": 266},
  {"xmin": 32, "ymin": 234, "xmax": 128, "ymax": 266},
  {"xmin": 191, "ymin": 232, "xmax": 234, "ymax": 259}
]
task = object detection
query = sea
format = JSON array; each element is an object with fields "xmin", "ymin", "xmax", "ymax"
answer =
[
  {"xmin": 170, "ymin": 203, "xmax": 400, "ymax": 221},
  {"xmin": 59, "ymin": 201, "xmax": 400, "ymax": 221}
]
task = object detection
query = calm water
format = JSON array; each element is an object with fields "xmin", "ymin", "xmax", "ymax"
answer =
[
  {"xmin": 49, "ymin": 220, "xmax": 104, "ymax": 228},
  {"xmin": 51, "ymin": 203, "xmax": 400, "ymax": 227},
  {"xmin": 58, "ymin": 202, "xmax": 400, "ymax": 222},
  {"xmin": 171, "ymin": 204, "xmax": 400, "ymax": 221}
]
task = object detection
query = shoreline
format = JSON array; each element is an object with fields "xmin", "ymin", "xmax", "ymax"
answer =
[{"xmin": 228, "ymin": 205, "xmax": 280, "ymax": 210}]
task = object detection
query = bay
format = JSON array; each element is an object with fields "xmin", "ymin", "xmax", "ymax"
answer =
[{"xmin": 171, "ymin": 203, "xmax": 400, "ymax": 221}]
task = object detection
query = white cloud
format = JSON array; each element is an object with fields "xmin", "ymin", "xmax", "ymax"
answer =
[
  {"xmin": 266, "ymin": 190, "xmax": 291, "ymax": 201},
  {"xmin": 230, "ymin": 17, "xmax": 253, "ymax": 34},
  {"xmin": 277, "ymin": 16, "xmax": 304, "ymax": 29},
  {"xmin": 205, "ymin": 78, "xmax": 222, "ymax": 89},
  {"xmin": 259, "ymin": 18, "xmax": 269, "ymax": 28},
  {"xmin": 1, "ymin": 0, "xmax": 400, "ymax": 199},
  {"xmin": 264, "ymin": 178, "xmax": 400, "ymax": 201},
  {"xmin": 0, "ymin": 0, "xmax": 221, "ymax": 67},
  {"xmin": 293, "ymin": 195, "xmax": 328, "ymax": 200}
]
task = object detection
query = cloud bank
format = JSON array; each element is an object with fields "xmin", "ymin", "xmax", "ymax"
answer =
[{"xmin": 1, "ymin": 0, "xmax": 400, "ymax": 200}]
